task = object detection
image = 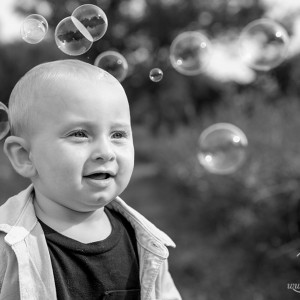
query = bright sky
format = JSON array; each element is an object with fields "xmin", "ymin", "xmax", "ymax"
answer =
[
  {"xmin": 262, "ymin": 0, "xmax": 300, "ymax": 19},
  {"xmin": 0, "ymin": 0, "xmax": 23, "ymax": 43},
  {"xmin": 206, "ymin": 0, "xmax": 300, "ymax": 83},
  {"xmin": 0, "ymin": 0, "xmax": 299, "ymax": 83}
]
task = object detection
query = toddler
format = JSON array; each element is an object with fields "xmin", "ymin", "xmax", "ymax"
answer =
[{"xmin": 0, "ymin": 59, "xmax": 181, "ymax": 300}]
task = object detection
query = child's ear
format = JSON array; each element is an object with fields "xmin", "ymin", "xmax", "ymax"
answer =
[{"xmin": 3, "ymin": 136, "xmax": 36, "ymax": 178}]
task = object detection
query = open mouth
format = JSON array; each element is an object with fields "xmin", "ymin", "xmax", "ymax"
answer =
[{"xmin": 84, "ymin": 173, "xmax": 113, "ymax": 180}]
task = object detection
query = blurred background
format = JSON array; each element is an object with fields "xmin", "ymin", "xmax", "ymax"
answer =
[{"xmin": 1, "ymin": 0, "xmax": 300, "ymax": 299}]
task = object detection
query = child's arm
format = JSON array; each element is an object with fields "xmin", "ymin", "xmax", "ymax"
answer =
[
  {"xmin": 0, "ymin": 235, "xmax": 7, "ymax": 294},
  {"xmin": 0, "ymin": 236, "xmax": 20, "ymax": 299},
  {"xmin": 159, "ymin": 259, "xmax": 182, "ymax": 300}
]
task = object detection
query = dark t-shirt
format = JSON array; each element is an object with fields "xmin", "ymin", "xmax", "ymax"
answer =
[{"xmin": 38, "ymin": 207, "xmax": 140, "ymax": 300}]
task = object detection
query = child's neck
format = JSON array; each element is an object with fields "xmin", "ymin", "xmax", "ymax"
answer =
[{"xmin": 33, "ymin": 195, "xmax": 112, "ymax": 244}]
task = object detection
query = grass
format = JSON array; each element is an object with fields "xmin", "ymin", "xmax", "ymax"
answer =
[{"xmin": 123, "ymin": 170, "xmax": 300, "ymax": 300}]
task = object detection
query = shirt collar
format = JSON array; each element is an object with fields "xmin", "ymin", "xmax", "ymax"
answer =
[
  {"xmin": 108, "ymin": 197, "xmax": 176, "ymax": 259},
  {"xmin": 0, "ymin": 184, "xmax": 176, "ymax": 254}
]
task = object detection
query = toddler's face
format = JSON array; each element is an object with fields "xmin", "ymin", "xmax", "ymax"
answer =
[{"xmin": 28, "ymin": 75, "xmax": 134, "ymax": 212}]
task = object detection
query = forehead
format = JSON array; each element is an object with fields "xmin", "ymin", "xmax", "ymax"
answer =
[{"xmin": 31, "ymin": 75, "xmax": 130, "ymax": 130}]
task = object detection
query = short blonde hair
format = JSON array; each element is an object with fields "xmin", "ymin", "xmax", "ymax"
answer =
[{"xmin": 8, "ymin": 59, "xmax": 117, "ymax": 137}]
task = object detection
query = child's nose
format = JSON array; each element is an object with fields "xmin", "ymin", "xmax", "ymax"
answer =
[{"xmin": 91, "ymin": 139, "xmax": 116, "ymax": 161}]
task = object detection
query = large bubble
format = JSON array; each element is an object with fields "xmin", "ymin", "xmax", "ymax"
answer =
[
  {"xmin": 55, "ymin": 16, "xmax": 93, "ymax": 56},
  {"xmin": 0, "ymin": 102, "xmax": 10, "ymax": 140},
  {"xmin": 197, "ymin": 123, "xmax": 248, "ymax": 174},
  {"xmin": 239, "ymin": 18, "xmax": 289, "ymax": 71},
  {"xmin": 169, "ymin": 31, "xmax": 211, "ymax": 76},
  {"xmin": 72, "ymin": 4, "xmax": 108, "ymax": 42},
  {"xmin": 20, "ymin": 14, "xmax": 48, "ymax": 44},
  {"xmin": 94, "ymin": 51, "xmax": 128, "ymax": 82},
  {"xmin": 55, "ymin": 4, "xmax": 108, "ymax": 56}
]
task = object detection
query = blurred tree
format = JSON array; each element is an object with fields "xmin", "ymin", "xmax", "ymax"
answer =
[{"xmin": 4, "ymin": 0, "xmax": 270, "ymax": 133}]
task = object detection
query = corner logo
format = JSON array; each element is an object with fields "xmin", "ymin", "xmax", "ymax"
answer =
[
  {"xmin": 287, "ymin": 253, "xmax": 300, "ymax": 293},
  {"xmin": 288, "ymin": 283, "xmax": 300, "ymax": 294}
]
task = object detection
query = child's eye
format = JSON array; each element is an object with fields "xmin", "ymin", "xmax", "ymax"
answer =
[
  {"xmin": 111, "ymin": 131, "xmax": 128, "ymax": 139},
  {"xmin": 69, "ymin": 130, "xmax": 88, "ymax": 138}
]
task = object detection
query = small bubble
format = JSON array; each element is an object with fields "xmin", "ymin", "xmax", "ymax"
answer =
[
  {"xmin": 197, "ymin": 123, "xmax": 248, "ymax": 174},
  {"xmin": 20, "ymin": 14, "xmax": 48, "ymax": 44},
  {"xmin": 0, "ymin": 102, "xmax": 10, "ymax": 140},
  {"xmin": 94, "ymin": 51, "xmax": 128, "ymax": 82},
  {"xmin": 169, "ymin": 31, "xmax": 211, "ymax": 76},
  {"xmin": 149, "ymin": 68, "xmax": 163, "ymax": 82},
  {"xmin": 239, "ymin": 18, "xmax": 289, "ymax": 71}
]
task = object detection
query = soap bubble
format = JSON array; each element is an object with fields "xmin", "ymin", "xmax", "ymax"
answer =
[
  {"xmin": 72, "ymin": 4, "xmax": 108, "ymax": 42},
  {"xmin": 0, "ymin": 102, "xmax": 10, "ymax": 140},
  {"xmin": 239, "ymin": 18, "xmax": 289, "ymax": 71},
  {"xmin": 197, "ymin": 123, "xmax": 248, "ymax": 174},
  {"xmin": 20, "ymin": 14, "xmax": 48, "ymax": 44},
  {"xmin": 149, "ymin": 68, "xmax": 163, "ymax": 82},
  {"xmin": 169, "ymin": 31, "xmax": 211, "ymax": 76},
  {"xmin": 94, "ymin": 51, "xmax": 128, "ymax": 82},
  {"xmin": 55, "ymin": 16, "xmax": 93, "ymax": 56},
  {"xmin": 55, "ymin": 4, "xmax": 108, "ymax": 56}
]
